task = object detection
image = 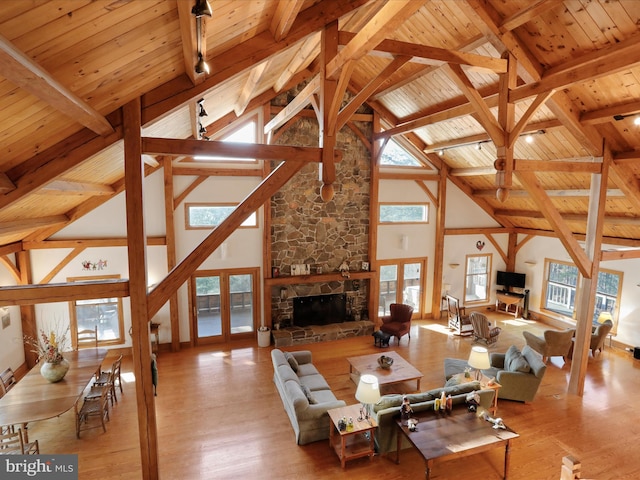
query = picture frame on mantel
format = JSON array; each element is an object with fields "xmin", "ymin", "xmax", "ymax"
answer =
[{"xmin": 361, "ymin": 262, "xmax": 369, "ymax": 272}]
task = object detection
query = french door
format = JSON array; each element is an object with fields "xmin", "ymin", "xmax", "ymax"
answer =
[
  {"xmin": 378, "ymin": 258, "xmax": 427, "ymax": 317},
  {"xmin": 190, "ymin": 268, "xmax": 259, "ymax": 344}
]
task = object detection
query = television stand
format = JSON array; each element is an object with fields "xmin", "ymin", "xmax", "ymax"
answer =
[{"xmin": 496, "ymin": 290, "xmax": 525, "ymax": 317}]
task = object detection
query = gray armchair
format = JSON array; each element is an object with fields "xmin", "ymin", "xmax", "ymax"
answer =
[
  {"xmin": 522, "ymin": 328, "xmax": 575, "ymax": 363},
  {"xmin": 484, "ymin": 345, "xmax": 547, "ymax": 402}
]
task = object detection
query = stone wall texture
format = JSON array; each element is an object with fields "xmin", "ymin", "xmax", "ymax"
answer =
[{"xmin": 270, "ymin": 100, "xmax": 372, "ymax": 326}]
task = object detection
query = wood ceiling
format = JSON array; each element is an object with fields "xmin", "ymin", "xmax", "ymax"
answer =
[{"xmin": 0, "ymin": 0, "xmax": 639, "ymax": 255}]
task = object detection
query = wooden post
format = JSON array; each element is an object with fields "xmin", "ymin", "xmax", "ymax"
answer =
[
  {"xmin": 432, "ymin": 165, "xmax": 447, "ymax": 319},
  {"xmin": 16, "ymin": 251, "xmax": 38, "ymax": 368},
  {"xmin": 162, "ymin": 157, "xmax": 181, "ymax": 352},
  {"xmin": 369, "ymin": 112, "xmax": 381, "ymax": 324},
  {"xmin": 123, "ymin": 98, "xmax": 159, "ymax": 480}
]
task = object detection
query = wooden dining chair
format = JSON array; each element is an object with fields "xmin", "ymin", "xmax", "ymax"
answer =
[
  {"xmin": 0, "ymin": 428, "xmax": 39, "ymax": 454},
  {"xmin": 76, "ymin": 326, "xmax": 98, "ymax": 349},
  {"xmin": 0, "ymin": 367, "xmax": 17, "ymax": 394},
  {"xmin": 86, "ymin": 370, "xmax": 116, "ymax": 406},
  {"xmin": 75, "ymin": 386, "xmax": 110, "ymax": 438},
  {"xmin": 94, "ymin": 354, "xmax": 123, "ymax": 399}
]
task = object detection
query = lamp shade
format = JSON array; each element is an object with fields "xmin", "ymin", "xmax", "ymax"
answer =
[
  {"xmin": 597, "ymin": 311, "xmax": 613, "ymax": 324},
  {"xmin": 468, "ymin": 346, "xmax": 490, "ymax": 370},
  {"xmin": 355, "ymin": 374, "xmax": 381, "ymax": 405}
]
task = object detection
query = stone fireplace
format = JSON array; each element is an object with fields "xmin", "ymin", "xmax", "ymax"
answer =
[{"xmin": 268, "ymin": 87, "xmax": 373, "ymax": 344}]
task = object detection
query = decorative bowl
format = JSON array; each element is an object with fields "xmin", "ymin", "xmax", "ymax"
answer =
[{"xmin": 377, "ymin": 355, "xmax": 394, "ymax": 369}]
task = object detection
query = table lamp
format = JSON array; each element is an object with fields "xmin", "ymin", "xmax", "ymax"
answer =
[
  {"xmin": 355, "ymin": 374, "xmax": 381, "ymax": 421},
  {"xmin": 468, "ymin": 346, "xmax": 490, "ymax": 381},
  {"xmin": 597, "ymin": 311, "xmax": 613, "ymax": 324}
]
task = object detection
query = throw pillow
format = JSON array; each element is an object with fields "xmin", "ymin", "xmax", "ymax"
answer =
[
  {"xmin": 284, "ymin": 352, "xmax": 299, "ymax": 373},
  {"xmin": 503, "ymin": 345, "xmax": 520, "ymax": 371},
  {"xmin": 505, "ymin": 345, "xmax": 531, "ymax": 373},
  {"xmin": 300, "ymin": 385, "xmax": 317, "ymax": 404}
]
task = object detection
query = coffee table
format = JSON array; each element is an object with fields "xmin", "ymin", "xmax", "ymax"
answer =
[
  {"xmin": 346, "ymin": 351, "xmax": 423, "ymax": 391},
  {"xmin": 395, "ymin": 408, "xmax": 519, "ymax": 479}
]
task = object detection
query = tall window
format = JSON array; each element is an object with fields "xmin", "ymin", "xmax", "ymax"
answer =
[
  {"xmin": 543, "ymin": 259, "xmax": 622, "ymax": 328},
  {"xmin": 464, "ymin": 254, "xmax": 491, "ymax": 303},
  {"xmin": 68, "ymin": 275, "xmax": 125, "ymax": 346}
]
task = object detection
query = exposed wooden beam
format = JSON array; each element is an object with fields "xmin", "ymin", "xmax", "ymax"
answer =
[
  {"xmin": 38, "ymin": 180, "xmax": 115, "ymax": 196},
  {"xmin": 235, "ymin": 60, "xmax": 271, "ymax": 116},
  {"xmin": 338, "ymin": 31, "xmax": 508, "ymax": 73},
  {"xmin": 264, "ymin": 75, "xmax": 320, "ymax": 134},
  {"xmin": 474, "ymin": 188, "xmax": 623, "ymax": 198},
  {"xmin": 515, "ymin": 159, "xmax": 602, "ymax": 173},
  {"xmin": 23, "ymin": 237, "xmax": 166, "ymax": 250},
  {"xmin": 515, "ymin": 170, "xmax": 591, "ymax": 277},
  {"xmin": 601, "ymin": 249, "xmax": 640, "ymax": 262},
  {"xmin": 176, "ymin": 0, "xmax": 201, "ymax": 86},
  {"xmin": 0, "ymin": 279, "xmax": 129, "ymax": 306},
  {"xmin": 336, "ymin": 55, "xmax": 411, "ymax": 131},
  {"xmin": 378, "ymin": 172, "xmax": 440, "ymax": 182},
  {"xmin": 325, "ymin": 0, "xmax": 423, "ymax": 80},
  {"xmin": 274, "ymin": 34, "xmax": 320, "ymax": 92},
  {"xmin": 499, "ymin": 0, "xmax": 564, "ymax": 32},
  {"xmin": 508, "ymin": 89, "xmax": 556, "ymax": 148},
  {"xmin": 0, "ymin": 215, "xmax": 68, "ymax": 236},
  {"xmin": 0, "ymin": 173, "xmax": 16, "ymax": 194},
  {"xmin": 270, "ymin": 0, "xmax": 305, "ymax": 41},
  {"xmin": 444, "ymin": 63, "xmax": 504, "ymax": 146},
  {"xmin": 0, "ymin": 33, "xmax": 113, "ymax": 136}
]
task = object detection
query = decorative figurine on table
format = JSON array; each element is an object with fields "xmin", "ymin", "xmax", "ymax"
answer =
[
  {"xmin": 400, "ymin": 395, "xmax": 413, "ymax": 425},
  {"xmin": 466, "ymin": 391, "xmax": 480, "ymax": 412}
]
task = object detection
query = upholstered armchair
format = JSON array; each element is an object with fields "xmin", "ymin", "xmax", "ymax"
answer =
[
  {"xmin": 379, "ymin": 303, "xmax": 414, "ymax": 344},
  {"xmin": 484, "ymin": 345, "xmax": 547, "ymax": 402},
  {"xmin": 469, "ymin": 311, "xmax": 501, "ymax": 344},
  {"xmin": 522, "ymin": 328, "xmax": 576, "ymax": 363},
  {"xmin": 590, "ymin": 320, "xmax": 613, "ymax": 356}
]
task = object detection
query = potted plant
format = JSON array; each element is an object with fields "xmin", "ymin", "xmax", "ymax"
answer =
[{"xmin": 25, "ymin": 325, "xmax": 71, "ymax": 382}]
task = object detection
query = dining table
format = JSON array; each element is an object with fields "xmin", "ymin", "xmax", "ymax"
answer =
[{"xmin": 0, "ymin": 348, "xmax": 108, "ymax": 441}]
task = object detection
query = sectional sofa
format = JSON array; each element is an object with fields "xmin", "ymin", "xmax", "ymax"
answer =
[{"xmin": 271, "ymin": 348, "xmax": 346, "ymax": 445}]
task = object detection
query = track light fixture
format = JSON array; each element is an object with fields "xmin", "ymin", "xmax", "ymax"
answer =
[
  {"xmin": 197, "ymin": 98, "xmax": 208, "ymax": 117},
  {"xmin": 195, "ymin": 53, "xmax": 210, "ymax": 75},
  {"xmin": 191, "ymin": 0, "xmax": 213, "ymax": 18},
  {"xmin": 475, "ymin": 143, "xmax": 482, "ymax": 151},
  {"xmin": 192, "ymin": 1, "xmax": 212, "ymax": 75},
  {"xmin": 199, "ymin": 124, "xmax": 207, "ymax": 136}
]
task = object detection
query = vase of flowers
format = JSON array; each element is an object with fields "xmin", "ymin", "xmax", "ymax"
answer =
[{"xmin": 25, "ymin": 327, "xmax": 70, "ymax": 383}]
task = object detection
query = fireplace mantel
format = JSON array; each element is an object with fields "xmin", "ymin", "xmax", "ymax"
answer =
[{"xmin": 265, "ymin": 271, "xmax": 375, "ymax": 286}]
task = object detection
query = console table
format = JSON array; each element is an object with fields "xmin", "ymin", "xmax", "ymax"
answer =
[{"xmin": 496, "ymin": 291, "xmax": 524, "ymax": 317}]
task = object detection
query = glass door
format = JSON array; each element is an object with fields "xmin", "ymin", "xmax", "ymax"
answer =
[
  {"xmin": 378, "ymin": 259, "xmax": 426, "ymax": 317},
  {"xmin": 194, "ymin": 274, "xmax": 222, "ymax": 341},
  {"xmin": 192, "ymin": 268, "xmax": 259, "ymax": 344}
]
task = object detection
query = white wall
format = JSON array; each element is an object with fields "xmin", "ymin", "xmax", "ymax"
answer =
[{"xmin": 4, "ymin": 162, "xmax": 640, "ymax": 370}]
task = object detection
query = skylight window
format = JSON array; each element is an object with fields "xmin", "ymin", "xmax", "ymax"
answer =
[
  {"xmin": 380, "ymin": 139, "xmax": 422, "ymax": 167},
  {"xmin": 194, "ymin": 120, "xmax": 257, "ymax": 161}
]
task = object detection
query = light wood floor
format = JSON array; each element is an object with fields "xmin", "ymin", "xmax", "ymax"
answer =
[{"xmin": 25, "ymin": 311, "xmax": 640, "ymax": 479}]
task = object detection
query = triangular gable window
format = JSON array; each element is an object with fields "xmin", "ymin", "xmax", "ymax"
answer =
[{"xmin": 380, "ymin": 138, "xmax": 422, "ymax": 167}]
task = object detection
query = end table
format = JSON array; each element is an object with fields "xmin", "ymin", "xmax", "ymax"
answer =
[{"xmin": 327, "ymin": 404, "xmax": 377, "ymax": 468}]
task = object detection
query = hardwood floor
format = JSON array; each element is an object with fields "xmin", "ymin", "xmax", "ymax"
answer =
[{"xmin": 25, "ymin": 311, "xmax": 639, "ymax": 479}]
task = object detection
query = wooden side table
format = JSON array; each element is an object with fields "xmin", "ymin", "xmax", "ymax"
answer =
[
  {"xmin": 327, "ymin": 404, "xmax": 377, "ymax": 468},
  {"xmin": 450, "ymin": 373, "xmax": 502, "ymax": 415}
]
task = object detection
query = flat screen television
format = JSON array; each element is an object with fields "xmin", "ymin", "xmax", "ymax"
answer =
[{"xmin": 496, "ymin": 271, "xmax": 526, "ymax": 289}]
